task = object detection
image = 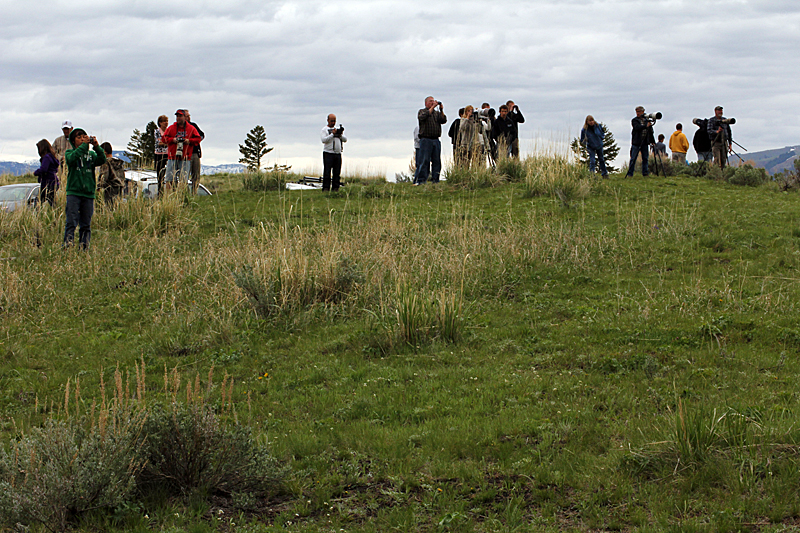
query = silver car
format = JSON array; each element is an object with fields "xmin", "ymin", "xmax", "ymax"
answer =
[
  {"xmin": 125, "ymin": 170, "xmax": 212, "ymax": 199},
  {"xmin": 0, "ymin": 183, "xmax": 40, "ymax": 212}
]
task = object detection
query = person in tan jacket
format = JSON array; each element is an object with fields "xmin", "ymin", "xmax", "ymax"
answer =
[
  {"xmin": 52, "ymin": 120, "xmax": 74, "ymax": 185},
  {"xmin": 669, "ymin": 123, "xmax": 689, "ymax": 165}
]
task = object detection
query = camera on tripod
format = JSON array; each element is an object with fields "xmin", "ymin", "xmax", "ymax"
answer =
[
  {"xmin": 718, "ymin": 118, "xmax": 736, "ymax": 125},
  {"xmin": 175, "ymin": 140, "xmax": 184, "ymax": 159},
  {"xmin": 334, "ymin": 125, "xmax": 344, "ymax": 136}
]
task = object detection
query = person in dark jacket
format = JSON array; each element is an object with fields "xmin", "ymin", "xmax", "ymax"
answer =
[
  {"xmin": 692, "ymin": 118, "xmax": 712, "ymax": 162},
  {"xmin": 579, "ymin": 115, "xmax": 608, "ymax": 177},
  {"xmin": 34, "ymin": 139, "xmax": 59, "ymax": 207},
  {"xmin": 505, "ymin": 100, "xmax": 525, "ymax": 158},
  {"xmin": 492, "ymin": 105, "xmax": 515, "ymax": 158},
  {"xmin": 63, "ymin": 128, "xmax": 106, "ymax": 250},
  {"xmin": 97, "ymin": 142, "xmax": 126, "ymax": 207},
  {"xmin": 625, "ymin": 106, "xmax": 652, "ymax": 177},
  {"xmin": 707, "ymin": 106, "xmax": 733, "ymax": 169},
  {"xmin": 416, "ymin": 96, "xmax": 447, "ymax": 184}
]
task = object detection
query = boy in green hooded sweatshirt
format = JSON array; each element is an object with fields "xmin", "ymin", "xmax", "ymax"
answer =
[{"xmin": 63, "ymin": 128, "xmax": 106, "ymax": 249}]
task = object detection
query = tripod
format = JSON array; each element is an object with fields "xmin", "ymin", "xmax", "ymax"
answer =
[{"xmin": 638, "ymin": 121, "xmax": 664, "ymax": 176}]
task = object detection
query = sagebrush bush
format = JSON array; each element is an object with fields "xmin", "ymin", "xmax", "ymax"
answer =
[
  {"xmin": 728, "ymin": 164, "xmax": 768, "ymax": 187},
  {"xmin": 705, "ymin": 164, "xmax": 736, "ymax": 182},
  {"xmin": 0, "ymin": 416, "xmax": 146, "ymax": 532},
  {"xmin": 684, "ymin": 161, "xmax": 710, "ymax": 178},
  {"xmin": 0, "ymin": 364, "xmax": 288, "ymax": 531},
  {"xmin": 138, "ymin": 403, "xmax": 288, "ymax": 499}
]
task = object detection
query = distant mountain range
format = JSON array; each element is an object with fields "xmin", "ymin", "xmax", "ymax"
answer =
[
  {"xmin": 0, "ymin": 156, "xmax": 245, "ymax": 177},
  {"xmin": 733, "ymin": 145, "xmax": 799, "ymax": 175},
  {"xmin": 0, "ymin": 160, "xmax": 36, "ymax": 176},
  {"xmin": 5, "ymin": 148, "xmax": 795, "ymax": 178},
  {"xmin": 200, "ymin": 164, "xmax": 245, "ymax": 175}
]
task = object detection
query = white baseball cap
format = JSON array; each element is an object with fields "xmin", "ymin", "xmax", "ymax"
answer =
[{"xmin": 62, "ymin": 120, "xmax": 73, "ymax": 129}]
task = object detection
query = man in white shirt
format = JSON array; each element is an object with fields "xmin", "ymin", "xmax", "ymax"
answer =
[{"xmin": 320, "ymin": 114, "xmax": 347, "ymax": 192}]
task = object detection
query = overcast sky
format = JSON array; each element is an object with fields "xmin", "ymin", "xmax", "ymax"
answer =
[{"xmin": 2, "ymin": 0, "xmax": 798, "ymax": 176}]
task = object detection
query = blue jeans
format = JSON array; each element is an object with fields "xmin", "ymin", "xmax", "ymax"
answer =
[
  {"xmin": 588, "ymin": 147, "xmax": 607, "ymax": 176},
  {"xmin": 697, "ymin": 151, "xmax": 712, "ymax": 162},
  {"xmin": 626, "ymin": 143, "xmax": 649, "ymax": 176},
  {"xmin": 414, "ymin": 147, "xmax": 421, "ymax": 183},
  {"xmin": 165, "ymin": 159, "xmax": 191, "ymax": 183},
  {"xmin": 64, "ymin": 195, "xmax": 94, "ymax": 250},
  {"xmin": 417, "ymin": 138, "xmax": 441, "ymax": 184}
]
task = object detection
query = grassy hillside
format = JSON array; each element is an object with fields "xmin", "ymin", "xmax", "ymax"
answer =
[{"xmin": 2, "ymin": 164, "xmax": 800, "ymax": 532}]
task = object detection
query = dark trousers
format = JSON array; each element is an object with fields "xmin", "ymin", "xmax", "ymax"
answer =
[
  {"xmin": 626, "ymin": 143, "xmax": 649, "ymax": 177},
  {"xmin": 323, "ymin": 151, "xmax": 342, "ymax": 191},
  {"xmin": 103, "ymin": 185, "xmax": 123, "ymax": 207},
  {"xmin": 64, "ymin": 195, "xmax": 94, "ymax": 250},
  {"xmin": 417, "ymin": 138, "xmax": 442, "ymax": 183},
  {"xmin": 155, "ymin": 153, "xmax": 168, "ymax": 197},
  {"xmin": 40, "ymin": 182, "xmax": 56, "ymax": 207}
]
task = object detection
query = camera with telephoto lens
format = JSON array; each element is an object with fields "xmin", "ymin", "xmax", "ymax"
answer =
[
  {"xmin": 335, "ymin": 125, "xmax": 344, "ymax": 135},
  {"xmin": 719, "ymin": 118, "xmax": 736, "ymax": 125},
  {"xmin": 175, "ymin": 140, "xmax": 184, "ymax": 159},
  {"xmin": 643, "ymin": 112, "xmax": 662, "ymax": 125}
]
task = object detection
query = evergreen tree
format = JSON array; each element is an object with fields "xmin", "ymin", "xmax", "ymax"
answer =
[
  {"xmin": 238, "ymin": 125, "xmax": 273, "ymax": 172},
  {"xmin": 570, "ymin": 122, "xmax": 620, "ymax": 174},
  {"xmin": 124, "ymin": 121, "xmax": 157, "ymax": 169}
]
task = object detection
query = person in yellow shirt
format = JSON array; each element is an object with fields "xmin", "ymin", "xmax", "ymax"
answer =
[{"xmin": 669, "ymin": 123, "xmax": 690, "ymax": 165}]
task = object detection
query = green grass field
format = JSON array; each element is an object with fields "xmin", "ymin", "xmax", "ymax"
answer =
[{"xmin": 2, "ymin": 164, "xmax": 800, "ymax": 532}]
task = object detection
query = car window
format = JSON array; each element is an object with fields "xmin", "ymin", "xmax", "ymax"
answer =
[{"xmin": 0, "ymin": 186, "xmax": 33, "ymax": 202}]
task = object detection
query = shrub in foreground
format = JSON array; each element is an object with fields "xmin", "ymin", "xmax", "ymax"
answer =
[
  {"xmin": 139, "ymin": 403, "xmax": 288, "ymax": 499},
  {"xmin": 0, "ymin": 415, "xmax": 146, "ymax": 531},
  {"xmin": 0, "ymin": 365, "xmax": 287, "ymax": 531},
  {"xmin": 728, "ymin": 164, "xmax": 768, "ymax": 187}
]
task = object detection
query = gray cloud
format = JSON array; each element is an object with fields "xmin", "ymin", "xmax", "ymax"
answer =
[{"xmin": 1, "ymin": 0, "xmax": 798, "ymax": 172}]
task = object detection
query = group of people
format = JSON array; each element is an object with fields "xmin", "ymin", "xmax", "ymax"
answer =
[
  {"xmin": 625, "ymin": 105, "xmax": 734, "ymax": 177},
  {"xmin": 29, "ymin": 100, "xmax": 740, "ymax": 248},
  {"xmin": 412, "ymin": 97, "xmax": 525, "ymax": 184},
  {"xmin": 154, "ymin": 109, "xmax": 205, "ymax": 195},
  {"xmin": 31, "ymin": 109, "xmax": 206, "ymax": 250}
]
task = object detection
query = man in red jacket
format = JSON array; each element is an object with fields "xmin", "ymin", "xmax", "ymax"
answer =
[{"xmin": 161, "ymin": 109, "xmax": 202, "ymax": 191}]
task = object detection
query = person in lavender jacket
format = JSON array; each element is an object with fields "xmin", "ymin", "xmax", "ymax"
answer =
[{"xmin": 34, "ymin": 139, "xmax": 60, "ymax": 206}]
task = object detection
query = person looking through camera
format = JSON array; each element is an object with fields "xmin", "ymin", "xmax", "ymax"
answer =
[
  {"xmin": 707, "ymin": 106, "xmax": 733, "ymax": 170},
  {"xmin": 626, "ymin": 106, "xmax": 653, "ymax": 177},
  {"xmin": 63, "ymin": 128, "xmax": 106, "ymax": 250},
  {"xmin": 416, "ymin": 96, "xmax": 447, "ymax": 184},
  {"xmin": 162, "ymin": 109, "xmax": 202, "ymax": 191},
  {"xmin": 321, "ymin": 113, "xmax": 346, "ymax": 192}
]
